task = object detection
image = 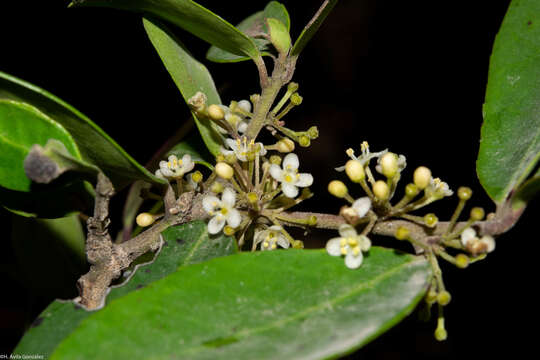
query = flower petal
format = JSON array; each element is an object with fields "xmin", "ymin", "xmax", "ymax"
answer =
[
  {"xmin": 225, "ymin": 138, "xmax": 238, "ymax": 151},
  {"xmin": 167, "ymin": 155, "xmax": 178, "ymax": 163},
  {"xmin": 359, "ymin": 235, "xmax": 371, "ymax": 251},
  {"xmin": 208, "ymin": 216, "xmax": 225, "ymax": 234},
  {"xmin": 283, "ymin": 153, "xmax": 299, "ymax": 171},
  {"xmin": 269, "ymin": 164, "xmax": 284, "ymax": 181},
  {"xmin": 460, "ymin": 228, "xmax": 476, "ymax": 246},
  {"xmin": 202, "ymin": 195, "xmax": 220, "ymax": 213},
  {"xmin": 326, "ymin": 238, "xmax": 342, "ymax": 256},
  {"xmin": 295, "ymin": 173, "xmax": 313, "ymax": 187},
  {"xmin": 480, "ymin": 235, "xmax": 496, "ymax": 252},
  {"xmin": 345, "ymin": 251, "xmax": 363, "ymax": 269},
  {"xmin": 338, "ymin": 224, "xmax": 357, "ymax": 238},
  {"xmin": 237, "ymin": 99, "xmax": 252, "ymax": 113},
  {"xmin": 352, "ymin": 197, "xmax": 371, "ymax": 218},
  {"xmin": 282, "ymin": 183, "xmax": 299, "ymax": 198},
  {"xmin": 226, "ymin": 209, "xmax": 242, "ymax": 228},
  {"xmin": 155, "ymin": 169, "xmax": 165, "ymax": 180},
  {"xmin": 253, "ymin": 229, "xmax": 268, "ymax": 245},
  {"xmin": 237, "ymin": 121, "xmax": 248, "ymax": 133},
  {"xmin": 221, "ymin": 188, "xmax": 236, "ymax": 207},
  {"xmin": 277, "ymin": 235, "xmax": 290, "ymax": 249}
]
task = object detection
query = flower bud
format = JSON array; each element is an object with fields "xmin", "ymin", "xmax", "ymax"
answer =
[
  {"xmin": 207, "ymin": 104, "xmax": 225, "ymax": 121},
  {"xmin": 344, "ymin": 160, "xmax": 365, "ymax": 183},
  {"xmin": 437, "ymin": 290, "xmax": 451, "ymax": 306},
  {"xmin": 308, "ymin": 215, "xmax": 318, "ymax": 226},
  {"xmin": 380, "ymin": 152, "xmax": 398, "ymax": 178},
  {"xmin": 191, "ymin": 170, "xmax": 203, "ymax": 183},
  {"xmin": 434, "ymin": 319, "xmax": 448, "ymax": 342},
  {"xmin": 424, "ymin": 213, "xmax": 438, "ymax": 228},
  {"xmin": 307, "ymin": 126, "xmax": 319, "ymax": 139},
  {"xmin": 276, "ymin": 138, "xmax": 295, "ymax": 153},
  {"xmin": 250, "ymin": 94, "xmax": 260, "ymax": 104},
  {"xmin": 405, "ymin": 183, "xmax": 419, "ymax": 197},
  {"xmin": 298, "ymin": 135, "xmax": 311, "ymax": 147},
  {"xmin": 470, "ymin": 207, "xmax": 485, "ymax": 221},
  {"xmin": 292, "ymin": 240, "xmax": 304, "ymax": 249},
  {"xmin": 426, "ymin": 289, "xmax": 438, "ymax": 304},
  {"xmin": 328, "ymin": 180, "xmax": 348, "ymax": 198},
  {"xmin": 216, "ymin": 162, "xmax": 234, "ymax": 180},
  {"xmin": 395, "ymin": 226, "xmax": 410, "ymax": 240},
  {"xmin": 211, "ymin": 182, "xmax": 224, "ymax": 194},
  {"xmin": 287, "ymin": 82, "xmax": 299, "ymax": 92},
  {"xmin": 413, "ymin": 166, "xmax": 432, "ymax": 189},
  {"xmin": 290, "ymin": 93, "xmax": 303, "ymax": 106},
  {"xmin": 455, "ymin": 254, "xmax": 469, "ymax": 269},
  {"xmin": 373, "ymin": 180, "xmax": 390, "ymax": 200},
  {"xmin": 457, "ymin": 186, "xmax": 472, "ymax": 200},
  {"xmin": 136, "ymin": 213, "xmax": 155, "ymax": 227}
]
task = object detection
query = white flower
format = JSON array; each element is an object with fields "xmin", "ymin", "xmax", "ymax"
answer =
[
  {"xmin": 221, "ymin": 136, "xmax": 267, "ymax": 162},
  {"xmin": 352, "ymin": 197, "xmax": 371, "ymax": 218},
  {"xmin": 202, "ymin": 188, "xmax": 242, "ymax": 234},
  {"xmin": 426, "ymin": 177, "xmax": 453, "ymax": 199},
  {"xmin": 254, "ymin": 225, "xmax": 290, "ymax": 251},
  {"xmin": 326, "ymin": 224, "xmax": 371, "ymax": 269},
  {"xmin": 336, "ymin": 141, "xmax": 387, "ymax": 171},
  {"xmin": 460, "ymin": 227, "xmax": 495, "ymax": 254},
  {"xmin": 270, "ymin": 153, "xmax": 314, "ymax": 198},
  {"xmin": 155, "ymin": 154, "xmax": 195, "ymax": 180},
  {"xmin": 375, "ymin": 153, "xmax": 406, "ymax": 175},
  {"xmin": 218, "ymin": 100, "xmax": 252, "ymax": 133}
]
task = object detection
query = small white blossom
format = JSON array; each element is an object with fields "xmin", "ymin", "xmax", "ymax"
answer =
[
  {"xmin": 426, "ymin": 177, "xmax": 453, "ymax": 199},
  {"xmin": 352, "ymin": 197, "xmax": 372, "ymax": 218},
  {"xmin": 336, "ymin": 141, "xmax": 387, "ymax": 171},
  {"xmin": 218, "ymin": 100, "xmax": 252, "ymax": 133},
  {"xmin": 202, "ymin": 188, "xmax": 242, "ymax": 234},
  {"xmin": 155, "ymin": 154, "xmax": 195, "ymax": 180},
  {"xmin": 221, "ymin": 136, "xmax": 267, "ymax": 162},
  {"xmin": 375, "ymin": 154, "xmax": 406, "ymax": 175},
  {"xmin": 270, "ymin": 153, "xmax": 313, "ymax": 198},
  {"xmin": 326, "ymin": 224, "xmax": 371, "ymax": 269},
  {"xmin": 460, "ymin": 227, "xmax": 495, "ymax": 254},
  {"xmin": 254, "ymin": 225, "xmax": 290, "ymax": 251}
]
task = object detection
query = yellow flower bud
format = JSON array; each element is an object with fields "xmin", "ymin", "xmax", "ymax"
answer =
[
  {"xmin": 413, "ymin": 166, "xmax": 432, "ymax": 189},
  {"xmin": 405, "ymin": 183, "xmax": 419, "ymax": 197},
  {"xmin": 380, "ymin": 152, "xmax": 398, "ymax": 178},
  {"xmin": 424, "ymin": 213, "xmax": 438, "ymax": 228},
  {"xmin": 276, "ymin": 138, "xmax": 295, "ymax": 153},
  {"xmin": 395, "ymin": 226, "xmax": 410, "ymax": 240},
  {"xmin": 211, "ymin": 182, "xmax": 224, "ymax": 194},
  {"xmin": 437, "ymin": 290, "xmax": 451, "ymax": 306},
  {"xmin": 136, "ymin": 213, "xmax": 155, "ymax": 227},
  {"xmin": 298, "ymin": 135, "xmax": 311, "ymax": 147},
  {"xmin": 207, "ymin": 104, "xmax": 225, "ymax": 121},
  {"xmin": 434, "ymin": 320, "xmax": 448, "ymax": 341},
  {"xmin": 216, "ymin": 162, "xmax": 234, "ymax": 180},
  {"xmin": 455, "ymin": 254, "xmax": 469, "ymax": 269},
  {"xmin": 290, "ymin": 93, "xmax": 303, "ymax": 105},
  {"xmin": 373, "ymin": 180, "xmax": 390, "ymax": 200},
  {"xmin": 287, "ymin": 82, "xmax": 299, "ymax": 92},
  {"xmin": 470, "ymin": 207, "xmax": 485, "ymax": 221},
  {"xmin": 191, "ymin": 171, "xmax": 203, "ymax": 183},
  {"xmin": 308, "ymin": 215, "xmax": 317, "ymax": 226},
  {"xmin": 457, "ymin": 186, "xmax": 472, "ymax": 200},
  {"xmin": 345, "ymin": 160, "xmax": 365, "ymax": 183},
  {"xmin": 328, "ymin": 180, "xmax": 348, "ymax": 198}
]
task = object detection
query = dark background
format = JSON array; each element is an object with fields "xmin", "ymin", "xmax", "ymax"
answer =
[{"xmin": 1, "ymin": 0, "xmax": 538, "ymax": 358}]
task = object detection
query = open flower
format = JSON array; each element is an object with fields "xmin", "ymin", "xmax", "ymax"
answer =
[
  {"xmin": 203, "ymin": 188, "xmax": 242, "ymax": 234},
  {"xmin": 336, "ymin": 141, "xmax": 387, "ymax": 171},
  {"xmin": 222, "ymin": 136, "xmax": 266, "ymax": 162},
  {"xmin": 352, "ymin": 197, "xmax": 371, "ymax": 218},
  {"xmin": 460, "ymin": 227, "xmax": 495, "ymax": 255},
  {"xmin": 270, "ymin": 153, "xmax": 313, "ymax": 198},
  {"xmin": 326, "ymin": 224, "xmax": 371, "ymax": 269},
  {"xmin": 426, "ymin": 177, "xmax": 453, "ymax": 199},
  {"xmin": 254, "ymin": 225, "xmax": 290, "ymax": 251},
  {"xmin": 155, "ymin": 154, "xmax": 195, "ymax": 180}
]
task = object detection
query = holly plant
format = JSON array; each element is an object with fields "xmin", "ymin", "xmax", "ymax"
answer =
[{"xmin": 1, "ymin": 0, "xmax": 539, "ymax": 359}]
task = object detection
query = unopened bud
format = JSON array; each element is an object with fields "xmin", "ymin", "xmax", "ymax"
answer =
[
  {"xmin": 136, "ymin": 213, "xmax": 155, "ymax": 227},
  {"xmin": 191, "ymin": 171, "xmax": 203, "ymax": 183},
  {"xmin": 424, "ymin": 213, "xmax": 438, "ymax": 228},
  {"xmin": 308, "ymin": 215, "xmax": 317, "ymax": 226},
  {"xmin": 307, "ymin": 126, "xmax": 319, "ymax": 139},
  {"xmin": 211, "ymin": 182, "xmax": 224, "ymax": 193},
  {"xmin": 457, "ymin": 186, "xmax": 472, "ymax": 200},
  {"xmin": 298, "ymin": 135, "xmax": 311, "ymax": 147},
  {"xmin": 276, "ymin": 138, "xmax": 295, "ymax": 153},
  {"xmin": 290, "ymin": 93, "xmax": 303, "ymax": 105},
  {"xmin": 292, "ymin": 240, "xmax": 304, "ymax": 249},
  {"xmin": 437, "ymin": 290, "xmax": 451, "ymax": 306},
  {"xmin": 426, "ymin": 289, "xmax": 438, "ymax": 304},
  {"xmin": 434, "ymin": 318, "xmax": 448, "ymax": 341},
  {"xmin": 345, "ymin": 160, "xmax": 365, "ymax": 183},
  {"xmin": 395, "ymin": 226, "xmax": 410, "ymax": 240},
  {"xmin": 405, "ymin": 183, "xmax": 419, "ymax": 197},
  {"xmin": 287, "ymin": 82, "xmax": 299, "ymax": 92},
  {"xmin": 216, "ymin": 162, "xmax": 234, "ymax": 180},
  {"xmin": 207, "ymin": 104, "xmax": 225, "ymax": 121},
  {"xmin": 250, "ymin": 94, "xmax": 260, "ymax": 104},
  {"xmin": 328, "ymin": 180, "xmax": 348, "ymax": 198},
  {"xmin": 470, "ymin": 207, "xmax": 485, "ymax": 221},
  {"xmin": 413, "ymin": 166, "xmax": 432, "ymax": 190},
  {"xmin": 455, "ymin": 254, "xmax": 469, "ymax": 269},
  {"xmin": 373, "ymin": 180, "xmax": 390, "ymax": 200},
  {"xmin": 380, "ymin": 152, "xmax": 398, "ymax": 178}
]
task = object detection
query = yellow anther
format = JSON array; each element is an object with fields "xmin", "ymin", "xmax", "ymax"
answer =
[
  {"xmin": 284, "ymin": 174, "xmax": 293, "ymax": 183},
  {"xmin": 347, "ymin": 237, "xmax": 358, "ymax": 246},
  {"xmin": 361, "ymin": 141, "xmax": 369, "ymax": 152},
  {"xmin": 340, "ymin": 247, "xmax": 348, "ymax": 255},
  {"xmin": 220, "ymin": 208, "xmax": 228, "ymax": 215},
  {"xmin": 346, "ymin": 148, "xmax": 355, "ymax": 157},
  {"xmin": 263, "ymin": 241, "xmax": 269, "ymax": 248},
  {"xmin": 340, "ymin": 238, "xmax": 347, "ymax": 246},
  {"xmin": 271, "ymin": 243, "xmax": 277, "ymax": 250},
  {"xmin": 352, "ymin": 246, "xmax": 361, "ymax": 256}
]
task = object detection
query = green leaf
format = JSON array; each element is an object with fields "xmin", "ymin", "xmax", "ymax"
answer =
[
  {"xmin": 512, "ymin": 168, "xmax": 540, "ymax": 209},
  {"xmin": 34, "ymin": 248, "xmax": 428, "ymax": 359},
  {"xmin": 267, "ymin": 18, "xmax": 291, "ymax": 54},
  {"xmin": 0, "ymin": 71, "xmax": 164, "ymax": 189},
  {"xmin": 70, "ymin": 0, "xmax": 260, "ymax": 60},
  {"xmin": 291, "ymin": 0, "xmax": 338, "ymax": 57},
  {"xmin": 477, "ymin": 0, "xmax": 540, "ymax": 202},
  {"xmin": 0, "ymin": 100, "xmax": 80, "ymax": 192},
  {"xmin": 14, "ymin": 221, "xmax": 236, "ymax": 358},
  {"xmin": 207, "ymin": 1, "xmax": 290, "ymax": 63},
  {"xmin": 166, "ymin": 133, "xmax": 215, "ymax": 170},
  {"xmin": 143, "ymin": 17, "xmax": 224, "ymax": 155},
  {"xmin": 11, "ymin": 214, "xmax": 87, "ymax": 299}
]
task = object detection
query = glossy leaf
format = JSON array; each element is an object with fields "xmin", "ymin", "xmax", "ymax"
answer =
[
  {"xmin": 267, "ymin": 18, "xmax": 291, "ymax": 54},
  {"xmin": 0, "ymin": 71, "xmax": 164, "ymax": 189},
  {"xmin": 0, "ymin": 100, "xmax": 80, "ymax": 192},
  {"xmin": 478, "ymin": 0, "xmax": 540, "ymax": 202},
  {"xmin": 14, "ymin": 221, "xmax": 236, "ymax": 358},
  {"xmin": 291, "ymin": 0, "xmax": 338, "ymax": 57},
  {"xmin": 41, "ymin": 248, "xmax": 429, "ymax": 359},
  {"xmin": 143, "ymin": 17, "xmax": 224, "ymax": 155},
  {"xmin": 11, "ymin": 214, "xmax": 87, "ymax": 299},
  {"xmin": 70, "ymin": 0, "xmax": 260, "ymax": 59},
  {"xmin": 207, "ymin": 1, "xmax": 290, "ymax": 63}
]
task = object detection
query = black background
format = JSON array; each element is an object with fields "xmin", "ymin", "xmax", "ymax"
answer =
[{"xmin": 1, "ymin": 0, "xmax": 538, "ymax": 358}]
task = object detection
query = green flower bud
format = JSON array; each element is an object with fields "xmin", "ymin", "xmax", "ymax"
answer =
[
  {"xmin": 405, "ymin": 183, "xmax": 420, "ymax": 197},
  {"xmin": 395, "ymin": 226, "xmax": 410, "ymax": 240},
  {"xmin": 287, "ymin": 82, "xmax": 299, "ymax": 92},
  {"xmin": 470, "ymin": 207, "xmax": 485, "ymax": 221},
  {"xmin": 457, "ymin": 186, "xmax": 472, "ymax": 200},
  {"xmin": 298, "ymin": 135, "xmax": 311, "ymax": 147},
  {"xmin": 308, "ymin": 215, "xmax": 317, "ymax": 226},
  {"xmin": 455, "ymin": 254, "xmax": 469, "ymax": 269},
  {"xmin": 424, "ymin": 213, "xmax": 438, "ymax": 228},
  {"xmin": 292, "ymin": 240, "xmax": 304, "ymax": 249},
  {"xmin": 437, "ymin": 290, "xmax": 451, "ymax": 306},
  {"xmin": 276, "ymin": 138, "xmax": 295, "ymax": 153},
  {"xmin": 211, "ymin": 182, "xmax": 224, "ymax": 194},
  {"xmin": 290, "ymin": 93, "xmax": 303, "ymax": 106},
  {"xmin": 307, "ymin": 126, "xmax": 319, "ymax": 139},
  {"xmin": 191, "ymin": 171, "xmax": 203, "ymax": 183}
]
